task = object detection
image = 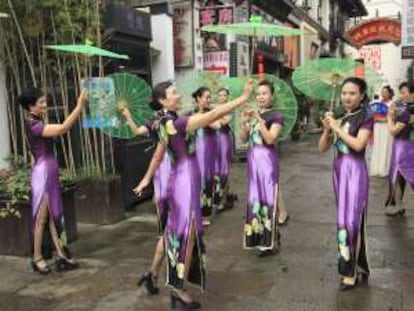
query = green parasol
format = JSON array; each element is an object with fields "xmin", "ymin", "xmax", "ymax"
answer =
[
  {"xmin": 176, "ymin": 71, "xmax": 228, "ymax": 113},
  {"xmin": 292, "ymin": 58, "xmax": 357, "ymax": 110},
  {"xmin": 94, "ymin": 73, "xmax": 153, "ymax": 139},
  {"xmin": 221, "ymin": 74, "xmax": 298, "ymax": 142},
  {"xmin": 202, "ymin": 15, "xmax": 306, "ymax": 74},
  {"xmin": 45, "ymin": 41, "xmax": 130, "ymax": 60}
]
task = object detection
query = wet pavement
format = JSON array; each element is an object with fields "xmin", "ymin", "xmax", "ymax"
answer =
[{"xmin": 0, "ymin": 135, "xmax": 413, "ymax": 311}]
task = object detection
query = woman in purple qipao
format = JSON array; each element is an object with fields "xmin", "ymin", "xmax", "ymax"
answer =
[
  {"xmin": 134, "ymin": 79, "xmax": 253, "ymax": 310},
  {"xmin": 190, "ymin": 87, "xmax": 220, "ymax": 226},
  {"xmin": 122, "ymin": 108, "xmax": 173, "ymax": 295},
  {"xmin": 19, "ymin": 88, "xmax": 88, "ymax": 274},
  {"xmin": 384, "ymin": 82, "xmax": 414, "ymax": 216},
  {"xmin": 240, "ymin": 80, "xmax": 283, "ymax": 257},
  {"xmin": 319, "ymin": 77, "xmax": 374, "ymax": 290},
  {"xmin": 213, "ymin": 88, "xmax": 235, "ymax": 212}
]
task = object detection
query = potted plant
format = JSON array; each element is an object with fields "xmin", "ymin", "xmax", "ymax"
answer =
[
  {"xmin": 74, "ymin": 167, "xmax": 124, "ymax": 225},
  {"xmin": 0, "ymin": 157, "xmax": 78, "ymax": 256}
]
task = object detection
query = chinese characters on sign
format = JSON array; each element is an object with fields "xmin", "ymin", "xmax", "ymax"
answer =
[
  {"xmin": 344, "ymin": 18, "xmax": 401, "ymax": 49},
  {"xmin": 203, "ymin": 51, "xmax": 230, "ymax": 75},
  {"xmin": 358, "ymin": 46, "xmax": 382, "ymax": 72},
  {"xmin": 173, "ymin": 2, "xmax": 194, "ymax": 68},
  {"xmin": 402, "ymin": 0, "xmax": 414, "ymax": 59},
  {"xmin": 200, "ymin": 6, "xmax": 234, "ymax": 52}
]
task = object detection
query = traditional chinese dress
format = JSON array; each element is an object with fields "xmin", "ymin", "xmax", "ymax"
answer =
[
  {"xmin": 145, "ymin": 111, "xmax": 173, "ymax": 235},
  {"xmin": 155, "ymin": 114, "xmax": 205, "ymax": 290},
  {"xmin": 191, "ymin": 108, "xmax": 218, "ymax": 220},
  {"xmin": 213, "ymin": 121, "xmax": 233, "ymax": 207},
  {"xmin": 385, "ymin": 105, "xmax": 414, "ymax": 207},
  {"xmin": 332, "ymin": 108, "xmax": 373, "ymax": 280},
  {"xmin": 243, "ymin": 110, "xmax": 283, "ymax": 250},
  {"xmin": 369, "ymin": 100, "xmax": 393, "ymax": 177},
  {"xmin": 26, "ymin": 114, "xmax": 69, "ymax": 258}
]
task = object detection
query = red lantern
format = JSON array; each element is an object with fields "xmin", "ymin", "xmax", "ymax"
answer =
[{"xmin": 257, "ymin": 53, "xmax": 264, "ymax": 81}]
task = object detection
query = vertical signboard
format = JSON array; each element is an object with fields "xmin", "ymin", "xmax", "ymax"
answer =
[
  {"xmin": 358, "ymin": 46, "xmax": 382, "ymax": 72},
  {"xmin": 173, "ymin": 2, "xmax": 194, "ymax": 67}
]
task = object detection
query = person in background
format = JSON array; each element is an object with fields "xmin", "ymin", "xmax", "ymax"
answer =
[
  {"xmin": 384, "ymin": 82, "xmax": 414, "ymax": 216},
  {"xmin": 370, "ymin": 85, "xmax": 395, "ymax": 177},
  {"xmin": 213, "ymin": 88, "xmax": 237, "ymax": 212}
]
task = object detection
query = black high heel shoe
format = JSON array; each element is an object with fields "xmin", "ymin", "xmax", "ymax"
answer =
[
  {"xmin": 137, "ymin": 272, "xmax": 159, "ymax": 295},
  {"xmin": 170, "ymin": 293, "xmax": 201, "ymax": 310},
  {"xmin": 32, "ymin": 259, "xmax": 51, "ymax": 275},
  {"xmin": 55, "ymin": 257, "xmax": 79, "ymax": 272},
  {"xmin": 339, "ymin": 277, "xmax": 358, "ymax": 291}
]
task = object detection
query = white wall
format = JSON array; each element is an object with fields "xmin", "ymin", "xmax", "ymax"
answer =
[
  {"xmin": 150, "ymin": 14, "xmax": 175, "ymax": 85},
  {"xmin": 0, "ymin": 56, "xmax": 10, "ymax": 169}
]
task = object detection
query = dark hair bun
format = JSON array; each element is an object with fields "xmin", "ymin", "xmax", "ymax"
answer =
[
  {"xmin": 18, "ymin": 88, "xmax": 44, "ymax": 111},
  {"xmin": 149, "ymin": 99, "xmax": 163, "ymax": 111},
  {"xmin": 192, "ymin": 87, "xmax": 210, "ymax": 101}
]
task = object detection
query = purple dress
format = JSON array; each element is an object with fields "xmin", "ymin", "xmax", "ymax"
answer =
[
  {"xmin": 155, "ymin": 114, "xmax": 205, "ymax": 290},
  {"xmin": 331, "ymin": 109, "xmax": 373, "ymax": 278},
  {"xmin": 145, "ymin": 111, "xmax": 173, "ymax": 235},
  {"xmin": 192, "ymin": 109, "xmax": 218, "ymax": 219},
  {"xmin": 26, "ymin": 115, "xmax": 68, "ymax": 257},
  {"xmin": 213, "ymin": 124, "xmax": 233, "ymax": 206},
  {"xmin": 385, "ymin": 107, "xmax": 414, "ymax": 206},
  {"xmin": 243, "ymin": 111, "xmax": 283, "ymax": 250}
]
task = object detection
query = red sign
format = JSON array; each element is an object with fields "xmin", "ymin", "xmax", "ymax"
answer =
[
  {"xmin": 358, "ymin": 46, "xmax": 382, "ymax": 71},
  {"xmin": 203, "ymin": 51, "xmax": 229, "ymax": 75},
  {"xmin": 200, "ymin": 5, "xmax": 234, "ymax": 52},
  {"xmin": 345, "ymin": 18, "xmax": 401, "ymax": 49}
]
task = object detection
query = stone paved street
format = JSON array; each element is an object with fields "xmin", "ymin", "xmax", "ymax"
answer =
[{"xmin": 0, "ymin": 135, "xmax": 413, "ymax": 311}]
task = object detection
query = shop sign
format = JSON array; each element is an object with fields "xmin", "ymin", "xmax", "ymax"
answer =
[
  {"xmin": 203, "ymin": 51, "xmax": 230, "ymax": 75},
  {"xmin": 200, "ymin": 5, "xmax": 234, "ymax": 52},
  {"xmin": 344, "ymin": 18, "xmax": 401, "ymax": 49}
]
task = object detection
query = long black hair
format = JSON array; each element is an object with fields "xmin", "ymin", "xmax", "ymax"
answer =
[
  {"xmin": 149, "ymin": 81, "xmax": 173, "ymax": 111},
  {"xmin": 18, "ymin": 88, "xmax": 44, "ymax": 111}
]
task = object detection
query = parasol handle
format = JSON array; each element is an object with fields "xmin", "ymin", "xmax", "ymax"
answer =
[{"xmin": 329, "ymin": 87, "xmax": 336, "ymax": 112}]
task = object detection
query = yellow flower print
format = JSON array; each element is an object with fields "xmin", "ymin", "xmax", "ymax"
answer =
[
  {"xmin": 176, "ymin": 263, "xmax": 185, "ymax": 279},
  {"xmin": 165, "ymin": 120, "xmax": 178, "ymax": 135},
  {"xmin": 244, "ymin": 224, "xmax": 253, "ymax": 236}
]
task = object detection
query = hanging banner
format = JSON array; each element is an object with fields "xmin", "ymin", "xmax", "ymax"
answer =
[
  {"xmin": 358, "ymin": 46, "xmax": 382, "ymax": 72},
  {"xmin": 203, "ymin": 51, "xmax": 230, "ymax": 75},
  {"xmin": 402, "ymin": 0, "xmax": 414, "ymax": 59},
  {"xmin": 173, "ymin": 2, "xmax": 194, "ymax": 68},
  {"xmin": 200, "ymin": 5, "xmax": 234, "ymax": 52},
  {"xmin": 344, "ymin": 18, "xmax": 401, "ymax": 49}
]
